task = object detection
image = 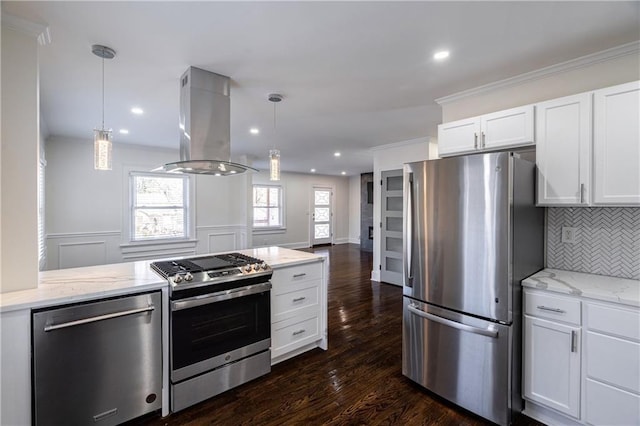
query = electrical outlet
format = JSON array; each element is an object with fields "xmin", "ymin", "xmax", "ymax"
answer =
[{"xmin": 561, "ymin": 227, "xmax": 577, "ymax": 244}]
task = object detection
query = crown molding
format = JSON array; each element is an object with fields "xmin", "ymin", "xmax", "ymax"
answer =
[
  {"xmin": 435, "ymin": 41, "xmax": 640, "ymax": 105},
  {"xmin": 2, "ymin": 14, "xmax": 51, "ymax": 45}
]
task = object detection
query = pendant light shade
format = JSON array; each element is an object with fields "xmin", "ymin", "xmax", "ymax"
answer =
[
  {"xmin": 269, "ymin": 149, "xmax": 280, "ymax": 181},
  {"xmin": 268, "ymin": 93, "xmax": 283, "ymax": 181},
  {"xmin": 92, "ymin": 45, "xmax": 116, "ymax": 171},
  {"xmin": 94, "ymin": 129, "xmax": 113, "ymax": 170}
]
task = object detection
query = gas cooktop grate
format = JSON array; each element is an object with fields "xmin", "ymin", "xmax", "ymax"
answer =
[{"xmin": 150, "ymin": 252, "xmax": 264, "ymax": 279}]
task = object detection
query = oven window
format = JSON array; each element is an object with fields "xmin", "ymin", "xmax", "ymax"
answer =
[{"xmin": 172, "ymin": 291, "xmax": 270, "ymax": 370}]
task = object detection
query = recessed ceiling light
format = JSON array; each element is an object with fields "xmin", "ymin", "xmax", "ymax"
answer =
[
  {"xmin": 334, "ymin": 152, "xmax": 341, "ymax": 157},
  {"xmin": 433, "ymin": 50, "xmax": 450, "ymax": 61},
  {"xmin": 119, "ymin": 129, "xmax": 129, "ymax": 134},
  {"xmin": 131, "ymin": 107, "xmax": 144, "ymax": 115},
  {"xmin": 250, "ymin": 128, "xmax": 259, "ymax": 135},
  {"xmin": 310, "ymin": 168, "xmax": 316, "ymax": 173},
  {"xmin": 230, "ymin": 170, "xmax": 237, "ymax": 174},
  {"xmin": 341, "ymin": 171, "xmax": 346, "ymax": 175}
]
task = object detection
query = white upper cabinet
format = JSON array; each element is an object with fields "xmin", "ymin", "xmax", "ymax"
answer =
[
  {"xmin": 593, "ymin": 81, "xmax": 640, "ymax": 205},
  {"xmin": 437, "ymin": 117, "xmax": 481, "ymax": 156},
  {"xmin": 536, "ymin": 80, "xmax": 639, "ymax": 207},
  {"xmin": 536, "ymin": 93, "xmax": 592, "ymax": 206},
  {"xmin": 438, "ymin": 105, "xmax": 534, "ymax": 157}
]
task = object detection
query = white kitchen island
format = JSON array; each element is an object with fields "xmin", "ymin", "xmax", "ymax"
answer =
[{"xmin": 0, "ymin": 247, "xmax": 327, "ymax": 425}]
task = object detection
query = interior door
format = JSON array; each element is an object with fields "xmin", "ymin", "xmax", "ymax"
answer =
[
  {"xmin": 311, "ymin": 187, "xmax": 332, "ymax": 246},
  {"xmin": 380, "ymin": 169, "xmax": 403, "ymax": 285}
]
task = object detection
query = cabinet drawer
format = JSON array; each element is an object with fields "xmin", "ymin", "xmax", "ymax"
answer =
[
  {"xmin": 585, "ymin": 378, "xmax": 640, "ymax": 426},
  {"xmin": 586, "ymin": 331, "xmax": 640, "ymax": 393},
  {"xmin": 272, "ymin": 285, "xmax": 319, "ymax": 322},
  {"xmin": 524, "ymin": 290, "xmax": 581, "ymax": 325},
  {"xmin": 585, "ymin": 302, "xmax": 640, "ymax": 342},
  {"xmin": 272, "ymin": 315, "xmax": 320, "ymax": 358},
  {"xmin": 271, "ymin": 262, "xmax": 322, "ymax": 294}
]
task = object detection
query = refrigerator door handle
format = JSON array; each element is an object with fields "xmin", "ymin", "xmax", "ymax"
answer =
[
  {"xmin": 404, "ymin": 172, "xmax": 414, "ymax": 287},
  {"xmin": 408, "ymin": 303, "xmax": 499, "ymax": 338}
]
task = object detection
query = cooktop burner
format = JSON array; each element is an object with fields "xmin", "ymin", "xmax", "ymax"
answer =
[
  {"xmin": 150, "ymin": 253, "xmax": 261, "ymax": 279},
  {"xmin": 150, "ymin": 252, "xmax": 271, "ymax": 294}
]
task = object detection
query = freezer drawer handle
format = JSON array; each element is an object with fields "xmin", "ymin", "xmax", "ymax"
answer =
[
  {"xmin": 293, "ymin": 273, "xmax": 307, "ymax": 278},
  {"xmin": 44, "ymin": 305, "xmax": 154, "ymax": 332},
  {"xmin": 408, "ymin": 303, "xmax": 498, "ymax": 338},
  {"xmin": 536, "ymin": 305, "xmax": 566, "ymax": 314}
]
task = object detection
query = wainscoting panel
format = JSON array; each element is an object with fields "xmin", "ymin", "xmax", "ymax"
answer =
[
  {"xmin": 547, "ymin": 207, "xmax": 640, "ymax": 279},
  {"xmin": 47, "ymin": 231, "xmax": 121, "ymax": 270},
  {"xmin": 196, "ymin": 225, "xmax": 249, "ymax": 255},
  {"xmin": 58, "ymin": 241, "xmax": 106, "ymax": 269}
]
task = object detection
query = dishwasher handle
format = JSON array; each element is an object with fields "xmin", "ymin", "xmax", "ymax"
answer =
[{"xmin": 44, "ymin": 305, "xmax": 155, "ymax": 332}]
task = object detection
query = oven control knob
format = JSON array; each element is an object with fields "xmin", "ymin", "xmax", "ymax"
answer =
[
  {"xmin": 174, "ymin": 275, "xmax": 183, "ymax": 283},
  {"xmin": 253, "ymin": 263, "xmax": 260, "ymax": 271},
  {"xmin": 260, "ymin": 263, "xmax": 268, "ymax": 270},
  {"xmin": 184, "ymin": 273, "xmax": 193, "ymax": 281},
  {"xmin": 244, "ymin": 265, "xmax": 252, "ymax": 273}
]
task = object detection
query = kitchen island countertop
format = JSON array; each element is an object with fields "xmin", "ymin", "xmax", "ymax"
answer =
[
  {"xmin": 522, "ymin": 268, "xmax": 640, "ymax": 307},
  {"xmin": 0, "ymin": 246, "xmax": 324, "ymax": 313}
]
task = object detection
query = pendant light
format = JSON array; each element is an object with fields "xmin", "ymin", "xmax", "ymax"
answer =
[
  {"xmin": 91, "ymin": 44, "xmax": 116, "ymax": 170},
  {"xmin": 268, "ymin": 93, "xmax": 283, "ymax": 181}
]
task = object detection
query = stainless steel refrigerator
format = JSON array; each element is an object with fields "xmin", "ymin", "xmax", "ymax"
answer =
[{"xmin": 402, "ymin": 151, "xmax": 544, "ymax": 426}]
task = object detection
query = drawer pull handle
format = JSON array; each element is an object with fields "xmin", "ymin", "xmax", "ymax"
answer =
[
  {"xmin": 536, "ymin": 305, "xmax": 566, "ymax": 314},
  {"xmin": 292, "ymin": 329, "xmax": 306, "ymax": 336},
  {"xmin": 293, "ymin": 273, "xmax": 307, "ymax": 278},
  {"xmin": 571, "ymin": 330, "xmax": 578, "ymax": 352},
  {"xmin": 292, "ymin": 297, "xmax": 306, "ymax": 302}
]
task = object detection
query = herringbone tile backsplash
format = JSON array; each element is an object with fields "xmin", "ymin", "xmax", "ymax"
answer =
[{"xmin": 547, "ymin": 207, "xmax": 640, "ymax": 279}]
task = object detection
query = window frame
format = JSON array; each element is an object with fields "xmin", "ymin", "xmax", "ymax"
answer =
[
  {"xmin": 252, "ymin": 184, "xmax": 285, "ymax": 232},
  {"xmin": 128, "ymin": 171, "xmax": 191, "ymax": 242}
]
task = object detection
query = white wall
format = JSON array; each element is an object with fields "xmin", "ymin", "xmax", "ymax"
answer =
[
  {"xmin": 1, "ymin": 23, "xmax": 41, "ymax": 292},
  {"xmin": 371, "ymin": 137, "xmax": 435, "ymax": 282},
  {"xmin": 440, "ymin": 47, "xmax": 640, "ymax": 122},
  {"xmin": 252, "ymin": 170, "xmax": 351, "ymax": 248},
  {"xmin": 44, "ymin": 136, "xmax": 249, "ymax": 269},
  {"xmin": 348, "ymin": 175, "xmax": 361, "ymax": 244}
]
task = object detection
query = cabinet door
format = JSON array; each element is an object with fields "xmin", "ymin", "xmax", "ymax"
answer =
[
  {"xmin": 593, "ymin": 81, "xmax": 640, "ymax": 205},
  {"xmin": 523, "ymin": 315, "xmax": 581, "ymax": 418},
  {"xmin": 481, "ymin": 105, "xmax": 534, "ymax": 150},
  {"xmin": 536, "ymin": 93, "xmax": 592, "ymax": 205},
  {"xmin": 437, "ymin": 117, "xmax": 481, "ymax": 157}
]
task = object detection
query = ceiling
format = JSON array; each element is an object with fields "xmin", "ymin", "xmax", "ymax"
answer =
[{"xmin": 3, "ymin": 1, "xmax": 639, "ymax": 176}]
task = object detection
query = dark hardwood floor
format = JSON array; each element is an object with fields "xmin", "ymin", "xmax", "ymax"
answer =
[{"xmin": 138, "ymin": 244, "xmax": 542, "ymax": 426}]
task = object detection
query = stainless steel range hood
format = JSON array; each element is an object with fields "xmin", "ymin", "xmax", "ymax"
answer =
[{"xmin": 157, "ymin": 67, "xmax": 256, "ymax": 176}]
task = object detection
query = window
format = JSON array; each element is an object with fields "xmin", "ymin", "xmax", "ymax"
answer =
[
  {"xmin": 130, "ymin": 172, "xmax": 189, "ymax": 241},
  {"xmin": 253, "ymin": 185, "xmax": 283, "ymax": 228}
]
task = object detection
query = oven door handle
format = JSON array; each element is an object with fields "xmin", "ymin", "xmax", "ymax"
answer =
[{"xmin": 171, "ymin": 282, "xmax": 272, "ymax": 311}]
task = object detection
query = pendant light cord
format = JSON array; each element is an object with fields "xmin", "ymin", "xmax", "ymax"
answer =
[
  {"xmin": 272, "ymin": 101, "xmax": 276, "ymax": 149},
  {"xmin": 101, "ymin": 52, "xmax": 105, "ymax": 130}
]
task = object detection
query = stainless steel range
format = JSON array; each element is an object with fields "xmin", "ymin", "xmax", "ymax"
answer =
[{"xmin": 151, "ymin": 252, "xmax": 273, "ymax": 412}]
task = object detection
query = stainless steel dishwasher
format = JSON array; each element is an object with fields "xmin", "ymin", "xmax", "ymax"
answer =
[{"xmin": 32, "ymin": 291, "xmax": 162, "ymax": 426}]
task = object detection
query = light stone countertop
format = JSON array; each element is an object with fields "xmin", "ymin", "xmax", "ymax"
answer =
[
  {"xmin": 522, "ymin": 268, "xmax": 640, "ymax": 308},
  {"xmin": 0, "ymin": 247, "xmax": 324, "ymax": 313}
]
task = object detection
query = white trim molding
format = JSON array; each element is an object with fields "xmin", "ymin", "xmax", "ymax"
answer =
[
  {"xmin": 435, "ymin": 41, "xmax": 640, "ymax": 105},
  {"xmin": 1, "ymin": 14, "xmax": 51, "ymax": 45},
  {"xmin": 196, "ymin": 225, "xmax": 249, "ymax": 253}
]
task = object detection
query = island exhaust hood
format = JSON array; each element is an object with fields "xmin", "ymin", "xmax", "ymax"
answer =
[{"xmin": 157, "ymin": 67, "xmax": 256, "ymax": 176}]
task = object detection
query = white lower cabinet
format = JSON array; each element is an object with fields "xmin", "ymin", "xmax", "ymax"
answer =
[
  {"xmin": 524, "ymin": 291, "xmax": 581, "ymax": 419},
  {"xmin": 523, "ymin": 289, "xmax": 640, "ymax": 425},
  {"xmin": 0, "ymin": 309, "xmax": 32, "ymax": 425},
  {"xmin": 270, "ymin": 259, "xmax": 327, "ymax": 364}
]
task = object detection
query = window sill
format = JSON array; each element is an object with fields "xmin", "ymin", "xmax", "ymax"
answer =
[{"xmin": 252, "ymin": 227, "xmax": 287, "ymax": 235}]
